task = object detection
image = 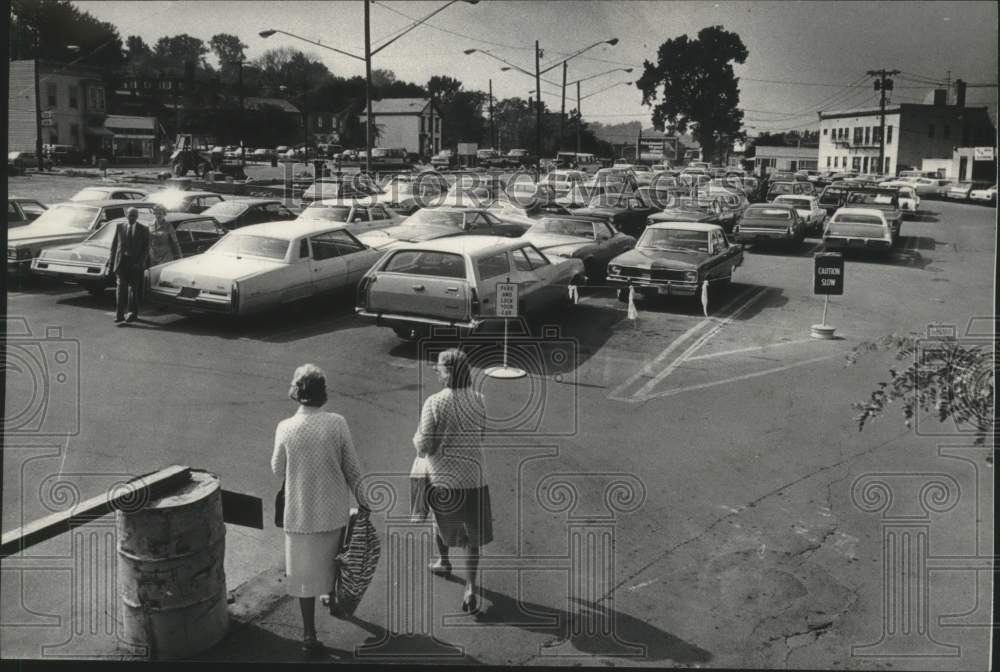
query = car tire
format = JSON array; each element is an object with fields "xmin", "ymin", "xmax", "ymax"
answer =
[
  {"xmin": 617, "ymin": 287, "xmax": 630, "ymax": 303},
  {"xmin": 173, "ymin": 163, "xmax": 187, "ymax": 177}
]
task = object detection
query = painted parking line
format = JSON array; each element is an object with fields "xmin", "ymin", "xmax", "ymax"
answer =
[
  {"xmin": 684, "ymin": 337, "xmax": 818, "ymax": 362},
  {"xmin": 606, "ymin": 285, "xmax": 764, "ymax": 402}
]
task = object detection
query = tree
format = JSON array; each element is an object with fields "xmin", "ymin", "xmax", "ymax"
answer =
[
  {"xmin": 154, "ymin": 34, "xmax": 210, "ymax": 74},
  {"xmin": 636, "ymin": 25, "xmax": 748, "ymax": 162},
  {"xmin": 370, "ymin": 68, "xmax": 397, "ymax": 90},
  {"xmin": 209, "ymin": 33, "xmax": 248, "ymax": 70},
  {"xmin": 848, "ymin": 332, "xmax": 995, "ymax": 453},
  {"xmin": 427, "ymin": 75, "xmax": 463, "ymax": 104},
  {"xmin": 9, "ymin": 0, "xmax": 124, "ymax": 67}
]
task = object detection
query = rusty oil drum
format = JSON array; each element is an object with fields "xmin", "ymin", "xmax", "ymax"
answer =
[{"xmin": 116, "ymin": 470, "xmax": 228, "ymax": 659}]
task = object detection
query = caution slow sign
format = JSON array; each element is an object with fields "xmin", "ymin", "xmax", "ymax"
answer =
[{"xmin": 814, "ymin": 252, "xmax": 844, "ymax": 295}]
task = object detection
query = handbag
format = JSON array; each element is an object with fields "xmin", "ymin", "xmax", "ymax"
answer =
[
  {"xmin": 409, "ymin": 456, "xmax": 431, "ymax": 523},
  {"xmin": 328, "ymin": 508, "xmax": 380, "ymax": 618},
  {"xmin": 274, "ymin": 482, "xmax": 285, "ymax": 528}
]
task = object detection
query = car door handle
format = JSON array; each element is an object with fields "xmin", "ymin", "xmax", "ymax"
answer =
[
  {"xmin": 412, "ymin": 284, "xmax": 425, "ymax": 291},
  {"xmin": 445, "ymin": 286, "xmax": 459, "ymax": 292}
]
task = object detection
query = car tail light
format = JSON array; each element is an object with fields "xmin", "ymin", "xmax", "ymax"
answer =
[
  {"xmin": 231, "ymin": 281, "xmax": 240, "ymax": 313},
  {"xmin": 470, "ymin": 287, "xmax": 480, "ymax": 316}
]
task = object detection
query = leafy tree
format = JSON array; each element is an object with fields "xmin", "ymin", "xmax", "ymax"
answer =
[
  {"xmin": 209, "ymin": 33, "xmax": 248, "ymax": 70},
  {"xmin": 636, "ymin": 25, "xmax": 748, "ymax": 162},
  {"xmin": 9, "ymin": 0, "xmax": 124, "ymax": 67},
  {"xmin": 154, "ymin": 34, "xmax": 210, "ymax": 75},
  {"xmin": 848, "ymin": 332, "xmax": 995, "ymax": 452},
  {"xmin": 427, "ymin": 75, "xmax": 463, "ymax": 104},
  {"xmin": 370, "ymin": 68, "xmax": 397, "ymax": 89}
]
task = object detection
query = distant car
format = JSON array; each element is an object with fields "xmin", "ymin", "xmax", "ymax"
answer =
[
  {"xmin": 969, "ymin": 184, "xmax": 997, "ymax": 205},
  {"xmin": 818, "ymin": 185, "xmax": 850, "ymax": 216},
  {"xmin": 647, "ymin": 198, "xmax": 725, "ymax": 227},
  {"xmin": 377, "ymin": 173, "xmax": 450, "ymax": 214},
  {"xmin": 605, "ymin": 222, "xmax": 743, "ymax": 308},
  {"xmin": 146, "ymin": 190, "xmax": 225, "ymax": 214},
  {"xmin": 31, "ymin": 213, "xmax": 227, "ymax": 295},
  {"xmin": 355, "ymin": 235, "xmax": 586, "ymax": 339},
  {"xmin": 69, "ymin": 186, "xmax": 148, "ymax": 202},
  {"xmin": 297, "ymin": 199, "xmax": 400, "ymax": 234},
  {"xmin": 200, "ymin": 198, "xmax": 298, "ymax": 229},
  {"xmin": 521, "ymin": 216, "xmax": 636, "ymax": 282},
  {"xmin": 43, "ymin": 144, "xmax": 83, "ymax": 165},
  {"xmin": 8, "ymin": 197, "xmax": 48, "ymax": 228},
  {"xmin": 771, "ymin": 194, "xmax": 826, "ymax": 234},
  {"xmin": 430, "ymin": 149, "xmax": 454, "ymax": 169},
  {"xmin": 252, "ymin": 148, "xmax": 273, "ymax": 161},
  {"xmin": 554, "ymin": 182, "xmax": 623, "ymax": 209},
  {"xmin": 301, "ymin": 176, "xmax": 382, "ymax": 204},
  {"xmin": 147, "ymin": 219, "xmax": 384, "ymax": 316},
  {"xmin": 767, "ymin": 181, "xmax": 814, "ymax": 200},
  {"xmin": 894, "ymin": 176, "xmax": 942, "ymax": 198},
  {"xmin": 571, "ymin": 189, "xmax": 661, "ymax": 237},
  {"xmin": 8, "ymin": 201, "xmax": 157, "ymax": 278},
  {"xmin": 948, "ymin": 181, "xmax": 991, "ymax": 201},
  {"xmin": 357, "ymin": 206, "xmax": 529, "ymax": 251},
  {"xmin": 822, "ymin": 207, "xmax": 893, "ymax": 253},
  {"xmin": 540, "ymin": 170, "xmax": 587, "ymax": 196},
  {"xmin": 843, "ymin": 188, "xmax": 903, "ymax": 241},
  {"xmin": 8, "ymin": 151, "xmax": 52, "ymax": 170},
  {"xmin": 505, "ymin": 149, "xmax": 532, "ymax": 166},
  {"xmin": 731, "ymin": 203, "xmax": 807, "ymax": 246}
]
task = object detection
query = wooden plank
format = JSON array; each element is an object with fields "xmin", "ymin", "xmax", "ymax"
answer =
[
  {"xmin": 220, "ymin": 489, "xmax": 263, "ymax": 530},
  {"xmin": 1, "ymin": 465, "xmax": 191, "ymax": 559}
]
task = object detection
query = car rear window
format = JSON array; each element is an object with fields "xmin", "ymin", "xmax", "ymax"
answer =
[
  {"xmin": 745, "ymin": 208, "xmax": 792, "ymax": 220},
  {"xmin": 832, "ymin": 214, "xmax": 884, "ymax": 226},
  {"xmin": 383, "ymin": 250, "xmax": 467, "ymax": 279},
  {"xmin": 69, "ymin": 188, "xmax": 110, "ymax": 202},
  {"xmin": 211, "ymin": 234, "xmax": 289, "ymax": 259},
  {"xmin": 301, "ymin": 205, "xmax": 351, "ymax": 222}
]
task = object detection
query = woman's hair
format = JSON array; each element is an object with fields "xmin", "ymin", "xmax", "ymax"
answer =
[
  {"xmin": 288, "ymin": 363, "xmax": 328, "ymax": 407},
  {"xmin": 438, "ymin": 348, "xmax": 472, "ymax": 389}
]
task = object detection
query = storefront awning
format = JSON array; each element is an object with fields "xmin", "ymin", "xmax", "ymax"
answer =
[{"xmin": 84, "ymin": 126, "xmax": 114, "ymax": 136}]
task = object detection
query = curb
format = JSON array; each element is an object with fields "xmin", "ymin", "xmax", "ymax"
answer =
[{"xmin": 227, "ymin": 565, "xmax": 290, "ymax": 627}]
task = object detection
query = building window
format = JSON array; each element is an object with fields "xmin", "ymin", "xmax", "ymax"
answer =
[
  {"xmin": 884, "ymin": 157, "xmax": 890, "ymax": 174},
  {"xmin": 872, "ymin": 127, "xmax": 881, "ymax": 144},
  {"xmin": 826, "ymin": 156, "xmax": 831, "ymax": 167},
  {"xmin": 864, "ymin": 127, "xmax": 871, "ymax": 145},
  {"xmin": 70, "ymin": 123, "xmax": 80, "ymax": 147},
  {"xmin": 46, "ymin": 83, "xmax": 57, "ymax": 108},
  {"xmin": 886, "ymin": 125, "xmax": 893, "ymax": 143},
  {"xmin": 823, "ymin": 128, "xmax": 828, "ymax": 136},
  {"xmin": 943, "ymin": 124, "xmax": 950, "ymax": 139},
  {"xmin": 928, "ymin": 124, "xmax": 935, "ymax": 138},
  {"xmin": 852, "ymin": 156, "xmax": 861, "ymax": 171},
  {"xmin": 87, "ymin": 86, "xmax": 106, "ymax": 111},
  {"xmin": 69, "ymin": 85, "xmax": 78, "ymax": 109},
  {"xmin": 853, "ymin": 127, "xmax": 863, "ymax": 145}
]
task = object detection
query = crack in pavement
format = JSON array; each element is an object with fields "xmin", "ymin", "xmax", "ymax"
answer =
[{"xmin": 599, "ymin": 429, "xmax": 909, "ymax": 603}]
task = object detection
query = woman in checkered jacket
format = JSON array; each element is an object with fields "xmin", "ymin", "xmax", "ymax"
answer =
[{"xmin": 413, "ymin": 348, "xmax": 493, "ymax": 615}]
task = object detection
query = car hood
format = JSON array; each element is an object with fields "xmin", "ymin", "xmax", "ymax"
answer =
[
  {"xmin": 649, "ymin": 209, "xmax": 715, "ymax": 223},
  {"xmin": 8, "ymin": 225, "xmax": 90, "ymax": 246},
  {"xmin": 522, "ymin": 232, "xmax": 590, "ymax": 249},
  {"xmin": 358, "ymin": 224, "xmax": 461, "ymax": 250},
  {"xmin": 158, "ymin": 253, "xmax": 285, "ymax": 283},
  {"xmin": 572, "ymin": 206, "xmax": 625, "ymax": 218},
  {"xmin": 37, "ymin": 241, "xmax": 110, "ymax": 264},
  {"xmin": 611, "ymin": 247, "xmax": 705, "ymax": 270}
]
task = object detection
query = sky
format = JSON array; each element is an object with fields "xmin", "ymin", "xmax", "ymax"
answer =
[{"xmin": 75, "ymin": 0, "xmax": 998, "ymax": 137}]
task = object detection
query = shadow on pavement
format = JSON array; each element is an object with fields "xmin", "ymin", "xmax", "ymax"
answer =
[
  {"xmin": 199, "ymin": 621, "xmax": 352, "ymax": 662},
  {"xmin": 346, "ymin": 614, "xmax": 482, "ymax": 664}
]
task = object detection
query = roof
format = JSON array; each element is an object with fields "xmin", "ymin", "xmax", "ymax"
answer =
[
  {"xmin": 830, "ymin": 207, "xmax": 885, "ymax": 218},
  {"xmin": 104, "ymin": 115, "xmax": 156, "ymax": 131},
  {"xmin": 395, "ymin": 235, "xmax": 519, "ymax": 256},
  {"xmin": 746, "ymin": 202, "xmax": 797, "ymax": 210},
  {"xmin": 230, "ymin": 219, "xmax": 350, "ymax": 239},
  {"xmin": 646, "ymin": 222, "xmax": 723, "ymax": 232},
  {"xmin": 54, "ymin": 199, "xmax": 153, "ymax": 208},
  {"xmin": 244, "ymin": 97, "xmax": 301, "ymax": 114},
  {"xmin": 163, "ymin": 212, "xmax": 217, "ymax": 223},
  {"xmin": 365, "ymin": 98, "xmax": 431, "ymax": 115}
]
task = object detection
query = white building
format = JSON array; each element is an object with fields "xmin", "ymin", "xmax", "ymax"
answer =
[
  {"xmin": 360, "ymin": 98, "xmax": 443, "ymax": 157},
  {"xmin": 752, "ymin": 145, "xmax": 818, "ymax": 174}
]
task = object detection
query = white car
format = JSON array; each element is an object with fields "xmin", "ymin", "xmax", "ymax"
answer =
[
  {"xmin": 540, "ymin": 170, "xmax": 587, "ymax": 196},
  {"xmin": 296, "ymin": 199, "xmax": 401, "ymax": 233},
  {"xmin": 772, "ymin": 195, "xmax": 826, "ymax": 233},
  {"xmin": 876, "ymin": 182, "xmax": 921, "ymax": 215},
  {"xmin": 969, "ymin": 184, "xmax": 997, "ymax": 205},
  {"xmin": 823, "ymin": 207, "xmax": 893, "ymax": 253},
  {"xmin": 146, "ymin": 219, "xmax": 384, "ymax": 316}
]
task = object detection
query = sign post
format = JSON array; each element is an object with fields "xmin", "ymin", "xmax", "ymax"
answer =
[
  {"xmin": 485, "ymin": 280, "xmax": 526, "ymax": 379},
  {"xmin": 812, "ymin": 252, "xmax": 843, "ymax": 339}
]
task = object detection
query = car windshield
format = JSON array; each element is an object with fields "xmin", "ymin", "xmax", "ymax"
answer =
[
  {"xmin": 30, "ymin": 204, "xmax": 100, "ymax": 230},
  {"xmin": 639, "ymin": 228, "xmax": 710, "ymax": 252},
  {"xmin": 831, "ymin": 215, "xmax": 884, "ymax": 226},
  {"xmin": 847, "ymin": 192, "xmax": 893, "ymax": 205},
  {"xmin": 774, "ymin": 197, "xmax": 810, "ymax": 208},
  {"xmin": 204, "ymin": 201, "xmax": 253, "ymax": 215},
  {"xmin": 403, "ymin": 209, "xmax": 466, "ymax": 228},
  {"xmin": 300, "ymin": 205, "xmax": 351, "ymax": 222},
  {"xmin": 746, "ymin": 207, "xmax": 792, "ymax": 220},
  {"xmin": 147, "ymin": 191, "xmax": 190, "ymax": 209},
  {"xmin": 210, "ymin": 234, "xmax": 289, "ymax": 260},
  {"xmin": 531, "ymin": 219, "xmax": 594, "ymax": 238},
  {"xmin": 69, "ymin": 188, "xmax": 110, "ymax": 202}
]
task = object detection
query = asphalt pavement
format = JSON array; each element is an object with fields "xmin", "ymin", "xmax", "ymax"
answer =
[{"xmin": 2, "ymin": 173, "xmax": 994, "ymax": 667}]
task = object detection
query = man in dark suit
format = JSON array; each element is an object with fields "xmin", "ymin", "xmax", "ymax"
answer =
[{"xmin": 109, "ymin": 207, "xmax": 151, "ymax": 324}]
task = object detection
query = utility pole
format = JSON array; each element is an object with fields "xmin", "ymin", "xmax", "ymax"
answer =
[
  {"xmin": 488, "ymin": 79, "xmax": 495, "ymax": 150},
  {"xmin": 364, "ymin": 0, "xmax": 374, "ymax": 175},
  {"xmin": 535, "ymin": 40, "xmax": 542, "ymax": 177},
  {"xmin": 575, "ymin": 80, "xmax": 581, "ymax": 156},
  {"xmin": 867, "ymin": 69, "xmax": 898, "ymax": 177},
  {"xmin": 237, "ymin": 61, "xmax": 245, "ymax": 164},
  {"xmin": 33, "ymin": 29, "xmax": 45, "ymax": 172},
  {"xmin": 559, "ymin": 61, "xmax": 567, "ymax": 152}
]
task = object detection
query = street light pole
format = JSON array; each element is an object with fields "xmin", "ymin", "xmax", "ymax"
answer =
[
  {"xmin": 489, "ymin": 79, "xmax": 495, "ymax": 150},
  {"xmin": 560, "ymin": 61, "xmax": 567, "ymax": 152},
  {"xmin": 364, "ymin": 0, "xmax": 374, "ymax": 175},
  {"xmin": 238, "ymin": 61, "xmax": 245, "ymax": 164},
  {"xmin": 576, "ymin": 80, "xmax": 581, "ymax": 156},
  {"xmin": 535, "ymin": 40, "xmax": 542, "ymax": 176}
]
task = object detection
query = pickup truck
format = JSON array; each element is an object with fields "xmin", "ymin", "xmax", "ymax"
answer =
[{"xmin": 841, "ymin": 187, "xmax": 904, "ymax": 242}]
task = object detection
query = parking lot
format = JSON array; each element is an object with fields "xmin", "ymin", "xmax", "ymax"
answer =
[{"xmin": 3, "ymin": 172, "xmax": 994, "ymax": 666}]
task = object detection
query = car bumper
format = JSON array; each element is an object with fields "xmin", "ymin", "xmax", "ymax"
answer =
[
  {"xmin": 733, "ymin": 228, "xmax": 797, "ymax": 242},
  {"xmin": 823, "ymin": 236, "xmax": 892, "ymax": 250},
  {"xmin": 355, "ymin": 308, "xmax": 480, "ymax": 330},
  {"xmin": 148, "ymin": 288, "xmax": 237, "ymax": 315},
  {"xmin": 6, "ymin": 258, "xmax": 35, "ymax": 274},
  {"xmin": 30, "ymin": 259, "xmax": 109, "ymax": 283},
  {"xmin": 605, "ymin": 273, "xmax": 699, "ymax": 296}
]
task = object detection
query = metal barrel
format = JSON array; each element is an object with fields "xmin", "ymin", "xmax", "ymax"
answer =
[{"xmin": 116, "ymin": 469, "xmax": 228, "ymax": 659}]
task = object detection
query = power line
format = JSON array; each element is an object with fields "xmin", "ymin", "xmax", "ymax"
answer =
[{"xmin": 372, "ymin": 0, "xmax": 533, "ymax": 51}]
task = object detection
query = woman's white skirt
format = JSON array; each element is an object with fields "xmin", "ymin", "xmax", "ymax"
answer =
[{"xmin": 284, "ymin": 529, "xmax": 343, "ymax": 598}]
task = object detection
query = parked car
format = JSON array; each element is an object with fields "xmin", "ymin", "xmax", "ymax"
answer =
[
  {"xmin": 948, "ymin": 181, "xmax": 992, "ymax": 201},
  {"xmin": 771, "ymin": 194, "xmax": 827, "ymax": 234},
  {"xmin": 571, "ymin": 189, "xmax": 661, "ymax": 237},
  {"xmin": 505, "ymin": 149, "xmax": 532, "ymax": 166},
  {"xmin": 430, "ymin": 149, "xmax": 454, "ymax": 169},
  {"xmin": 355, "ymin": 235, "xmax": 586, "ymax": 339},
  {"xmin": 8, "ymin": 151, "xmax": 52, "ymax": 170},
  {"xmin": 8, "ymin": 197, "xmax": 48, "ymax": 228},
  {"xmin": 252, "ymin": 148, "xmax": 273, "ymax": 161},
  {"xmin": 297, "ymin": 199, "xmax": 401, "ymax": 234},
  {"xmin": 767, "ymin": 180, "xmax": 814, "ymax": 200},
  {"xmin": 301, "ymin": 176, "xmax": 382, "ymax": 204},
  {"xmin": 377, "ymin": 173, "xmax": 450, "ymax": 214},
  {"xmin": 647, "ymin": 198, "xmax": 725, "ymax": 227},
  {"xmin": 605, "ymin": 223, "xmax": 743, "ymax": 308},
  {"xmin": 540, "ymin": 170, "xmax": 587, "ymax": 196},
  {"xmin": 822, "ymin": 208, "xmax": 893, "ymax": 254},
  {"xmin": 200, "ymin": 198, "xmax": 298, "ymax": 229},
  {"xmin": 969, "ymin": 184, "xmax": 997, "ymax": 205},
  {"xmin": 521, "ymin": 216, "xmax": 636, "ymax": 282},
  {"xmin": 8, "ymin": 200, "xmax": 157, "ymax": 278},
  {"xmin": 146, "ymin": 190, "xmax": 225, "ymax": 214},
  {"xmin": 147, "ymin": 219, "xmax": 383, "ymax": 316},
  {"xmin": 31, "ymin": 213, "xmax": 227, "ymax": 295},
  {"xmin": 818, "ymin": 184, "xmax": 850, "ymax": 216},
  {"xmin": 555, "ymin": 182, "xmax": 624, "ymax": 209},
  {"xmin": 842, "ymin": 188, "xmax": 904, "ymax": 241},
  {"xmin": 43, "ymin": 144, "xmax": 84, "ymax": 165},
  {"xmin": 69, "ymin": 186, "xmax": 148, "ymax": 202},
  {"xmin": 731, "ymin": 202, "xmax": 807, "ymax": 246},
  {"xmin": 357, "ymin": 206, "xmax": 529, "ymax": 251}
]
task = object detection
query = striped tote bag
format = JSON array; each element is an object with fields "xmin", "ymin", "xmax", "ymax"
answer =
[{"xmin": 328, "ymin": 508, "xmax": 380, "ymax": 618}]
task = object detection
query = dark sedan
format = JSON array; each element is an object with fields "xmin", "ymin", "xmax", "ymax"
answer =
[
  {"xmin": 606, "ymin": 222, "xmax": 743, "ymax": 310},
  {"xmin": 521, "ymin": 216, "xmax": 636, "ymax": 283},
  {"xmin": 356, "ymin": 206, "xmax": 530, "ymax": 251},
  {"xmin": 200, "ymin": 198, "xmax": 297, "ymax": 229},
  {"xmin": 731, "ymin": 203, "xmax": 807, "ymax": 247},
  {"xmin": 571, "ymin": 189, "xmax": 661, "ymax": 237}
]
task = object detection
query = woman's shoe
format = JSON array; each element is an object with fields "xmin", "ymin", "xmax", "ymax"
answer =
[
  {"xmin": 428, "ymin": 560, "xmax": 452, "ymax": 577},
  {"xmin": 461, "ymin": 590, "xmax": 479, "ymax": 615},
  {"xmin": 302, "ymin": 636, "xmax": 324, "ymax": 654}
]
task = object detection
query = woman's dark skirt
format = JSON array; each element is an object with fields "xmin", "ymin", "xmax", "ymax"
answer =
[{"xmin": 428, "ymin": 485, "xmax": 493, "ymax": 548}]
